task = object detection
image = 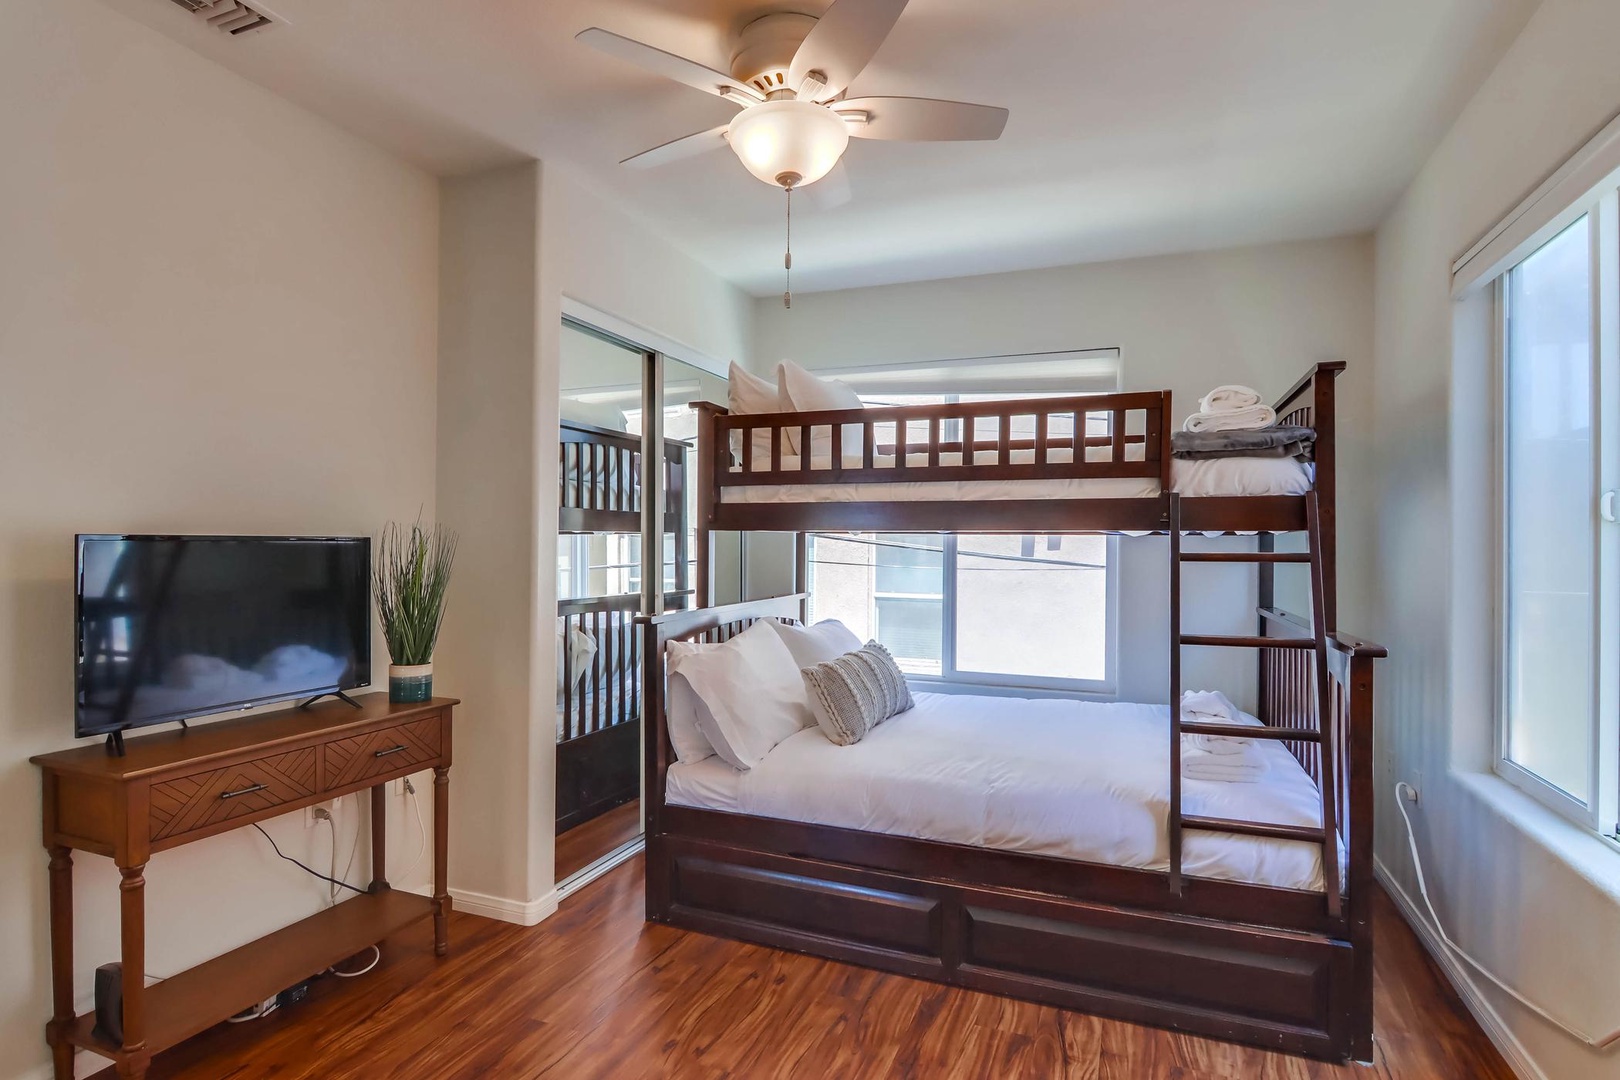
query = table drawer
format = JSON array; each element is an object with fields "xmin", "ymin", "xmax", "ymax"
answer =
[
  {"xmin": 322, "ymin": 715, "xmax": 443, "ymax": 790},
  {"xmin": 149, "ymin": 747, "xmax": 318, "ymax": 842}
]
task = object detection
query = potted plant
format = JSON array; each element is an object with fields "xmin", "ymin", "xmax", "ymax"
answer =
[{"xmin": 374, "ymin": 520, "xmax": 457, "ymax": 703}]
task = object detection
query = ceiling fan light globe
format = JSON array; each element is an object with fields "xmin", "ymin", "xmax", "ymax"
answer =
[{"xmin": 726, "ymin": 99, "xmax": 849, "ymax": 189}]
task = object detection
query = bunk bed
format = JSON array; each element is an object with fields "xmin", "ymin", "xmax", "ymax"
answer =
[
  {"xmin": 555, "ymin": 420, "xmax": 689, "ymax": 830},
  {"xmin": 638, "ymin": 362, "xmax": 1385, "ymax": 1062}
]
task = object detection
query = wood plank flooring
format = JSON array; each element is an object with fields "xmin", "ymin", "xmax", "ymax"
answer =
[
  {"xmin": 96, "ymin": 857, "xmax": 1515, "ymax": 1080},
  {"xmin": 555, "ymin": 798, "xmax": 641, "ymax": 882}
]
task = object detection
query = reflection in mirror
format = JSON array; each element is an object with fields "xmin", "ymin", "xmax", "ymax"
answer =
[
  {"xmin": 662, "ymin": 356, "xmax": 745, "ymax": 606},
  {"xmin": 555, "ymin": 320, "xmax": 648, "ymax": 883},
  {"xmin": 552, "ymin": 323, "xmax": 743, "ymax": 885}
]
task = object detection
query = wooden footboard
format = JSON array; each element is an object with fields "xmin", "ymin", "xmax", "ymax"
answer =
[{"xmin": 639, "ymin": 595, "xmax": 1384, "ymax": 1062}]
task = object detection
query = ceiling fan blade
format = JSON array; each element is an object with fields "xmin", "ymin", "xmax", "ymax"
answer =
[
  {"xmin": 836, "ymin": 97, "xmax": 1009, "ymax": 141},
  {"xmin": 804, "ymin": 161, "xmax": 852, "ymax": 209},
  {"xmin": 620, "ymin": 126, "xmax": 730, "ymax": 169},
  {"xmin": 787, "ymin": 0, "xmax": 910, "ymax": 102},
  {"xmin": 576, "ymin": 28, "xmax": 761, "ymax": 104}
]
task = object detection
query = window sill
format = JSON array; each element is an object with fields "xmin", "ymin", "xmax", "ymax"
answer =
[
  {"xmin": 905, "ymin": 676, "xmax": 1117, "ymax": 701},
  {"xmin": 1452, "ymin": 769, "xmax": 1620, "ymax": 901}
]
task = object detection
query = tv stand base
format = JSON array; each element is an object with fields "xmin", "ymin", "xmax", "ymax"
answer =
[{"xmin": 299, "ymin": 690, "xmax": 363, "ymax": 710}]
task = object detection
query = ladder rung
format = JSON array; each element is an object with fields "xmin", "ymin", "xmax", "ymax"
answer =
[
  {"xmin": 1180, "ymin": 815, "xmax": 1326, "ymax": 844},
  {"xmin": 1179, "ymin": 551, "xmax": 1312, "ymax": 563},
  {"xmin": 1180, "ymin": 721, "xmax": 1321, "ymax": 742},
  {"xmin": 1179, "ymin": 634, "xmax": 1316, "ymax": 649}
]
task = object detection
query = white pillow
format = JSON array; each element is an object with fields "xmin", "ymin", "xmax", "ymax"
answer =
[
  {"xmin": 727, "ymin": 361, "xmax": 784, "ymax": 466},
  {"xmin": 777, "ymin": 360, "xmax": 865, "ymax": 462},
  {"xmin": 766, "ymin": 619, "xmax": 862, "ymax": 670},
  {"xmin": 667, "ymin": 621, "xmax": 814, "ymax": 770},
  {"xmin": 664, "ymin": 639, "xmax": 718, "ymax": 764},
  {"xmin": 555, "ymin": 620, "xmax": 597, "ymax": 698}
]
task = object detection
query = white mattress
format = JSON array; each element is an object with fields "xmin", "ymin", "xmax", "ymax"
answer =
[
  {"xmin": 665, "ymin": 691, "xmax": 1336, "ymax": 892},
  {"xmin": 720, "ymin": 445, "xmax": 1312, "ymax": 503}
]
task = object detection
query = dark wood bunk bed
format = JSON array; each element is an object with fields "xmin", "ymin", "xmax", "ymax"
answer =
[
  {"xmin": 555, "ymin": 420, "xmax": 690, "ymax": 831},
  {"xmin": 637, "ymin": 362, "xmax": 1386, "ymax": 1062}
]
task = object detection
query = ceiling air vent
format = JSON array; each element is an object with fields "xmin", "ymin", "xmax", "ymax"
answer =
[{"xmin": 166, "ymin": 0, "xmax": 280, "ymax": 36}]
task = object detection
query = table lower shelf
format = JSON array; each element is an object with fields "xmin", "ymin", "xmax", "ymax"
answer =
[{"xmin": 67, "ymin": 889, "xmax": 436, "ymax": 1061}]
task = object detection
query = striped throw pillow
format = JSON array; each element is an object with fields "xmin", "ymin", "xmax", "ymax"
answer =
[{"xmin": 801, "ymin": 641, "xmax": 914, "ymax": 746}]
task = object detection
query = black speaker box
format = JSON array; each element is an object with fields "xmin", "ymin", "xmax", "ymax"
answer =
[{"xmin": 93, "ymin": 962, "xmax": 124, "ymax": 1045}]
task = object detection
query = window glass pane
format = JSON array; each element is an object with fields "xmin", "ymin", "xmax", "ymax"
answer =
[
  {"xmin": 955, "ymin": 535, "xmax": 1108, "ymax": 682},
  {"xmin": 807, "ymin": 534, "xmax": 944, "ymax": 674},
  {"xmin": 1504, "ymin": 216, "xmax": 1594, "ymax": 804}
]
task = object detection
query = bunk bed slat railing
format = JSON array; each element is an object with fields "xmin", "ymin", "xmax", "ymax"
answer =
[
  {"xmin": 705, "ymin": 391, "xmax": 1171, "ymax": 490},
  {"xmin": 559, "ymin": 419, "xmax": 688, "ymax": 535}
]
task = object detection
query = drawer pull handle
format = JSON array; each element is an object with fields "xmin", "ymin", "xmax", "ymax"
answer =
[
  {"xmin": 374, "ymin": 744, "xmax": 409, "ymax": 759},
  {"xmin": 220, "ymin": 783, "xmax": 269, "ymax": 800}
]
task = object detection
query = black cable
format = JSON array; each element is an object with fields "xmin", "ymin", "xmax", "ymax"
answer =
[{"xmin": 252, "ymin": 822, "xmax": 366, "ymax": 895}]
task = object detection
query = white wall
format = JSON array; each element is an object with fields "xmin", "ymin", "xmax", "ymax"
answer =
[
  {"xmin": 0, "ymin": 3, "xmax": 440, "ymax": 1077},
  {"xmin": 434, "ymin": 164, "xmax": 549, "ymax": 919},
  {"xmin": 431, "ymin": 161, "xmax": 755, "ymax": 918},
  {"xmin": 1373, "ymin": 3, "xmax": 1620, "ymax": 1078},
  {"xmin": 749, "ymin": 237, "xmax": 1375, "ymax": 706}
]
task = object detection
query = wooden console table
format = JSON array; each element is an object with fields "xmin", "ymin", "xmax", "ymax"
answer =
[{"xmin": 32, "ymin": 693, "xmax": 456, "ymax": 1080}]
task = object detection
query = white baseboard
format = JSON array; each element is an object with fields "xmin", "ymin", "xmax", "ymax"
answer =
[
  {"xmin": 449, "ymin": 885, "xmax": 559, "ymax": 927},
  {"xmin": 1375, "ymin": 858, "xmax": 1548, "ymax": 1080}
]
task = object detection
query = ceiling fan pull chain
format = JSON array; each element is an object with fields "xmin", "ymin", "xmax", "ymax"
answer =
[{"xmin": 783, "ymin": 184, "xmax": 793, "ymax": 309}]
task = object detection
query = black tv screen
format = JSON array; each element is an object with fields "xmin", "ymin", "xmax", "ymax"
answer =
[{"xmin": 75, "ymin": 535, "xmax": 371, "ymax": 738}]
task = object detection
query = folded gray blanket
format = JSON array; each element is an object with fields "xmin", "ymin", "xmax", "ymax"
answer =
[{"xmin": 1171, "ymin": 425, "xmax": 1315, "ymax": 460}]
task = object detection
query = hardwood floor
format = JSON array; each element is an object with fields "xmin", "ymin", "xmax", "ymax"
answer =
[
  {"xmin": 97, "ymin": 857, "xmax": 1514, "ymax": 1080},
  {"xmin": 555, "ymin": 798, "xmax": 642, "ymax": 881}
]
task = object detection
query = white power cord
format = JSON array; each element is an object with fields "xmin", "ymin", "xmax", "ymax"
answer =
[
  {"xmin": 1394, "ymin": 780, "xmax": 1620, "ymax": 1049},
  {"xmin": 227, "ymin": 1000, "xmax": 278, "ymax": 1024},
  {"xmin": 398, "ymin": 777, "xmax": 428, "ymax": 881},
  {"xmin": 331, "ymin": 943, "xmax": 381, "ymax": 979}
]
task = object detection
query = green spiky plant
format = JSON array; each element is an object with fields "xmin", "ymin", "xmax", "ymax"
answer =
[{"xmin": 374, "ymin": 521, "xmax": 458, "ymax": 667}]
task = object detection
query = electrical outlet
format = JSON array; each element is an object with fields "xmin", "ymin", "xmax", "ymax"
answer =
[
  {"xmin": 1403, "ymin": 775, "xmax": 1421, "ymax": 806},
  {"xmin": 305, "ymin": 800, "xmax": 335, "ymax": 828},
  {"xmin": 395, "ymin": 776, "xmax": 416, "ymax": 797}
]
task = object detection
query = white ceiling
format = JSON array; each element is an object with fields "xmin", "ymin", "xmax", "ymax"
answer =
[{"xmin": 103, "ymin": 0, "xmax": 1538, "ymax": 296}]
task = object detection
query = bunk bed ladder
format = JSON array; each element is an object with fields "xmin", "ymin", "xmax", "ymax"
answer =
[{"xmin": 1167, "ymin": 490, "xmax": 1343, "ymax": 918}]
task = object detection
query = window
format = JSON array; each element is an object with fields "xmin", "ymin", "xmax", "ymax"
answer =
[
  {"xmin": 806, "ymin": 533, "xmax": 1113, "ymax": 691},
  {"xmin": 803, "ymin": 372, "xmax": 1120, "ymax": 693},
  {"xmin": 1497, "ymin": 204, "xmax": 1620, "ymax": 832}
]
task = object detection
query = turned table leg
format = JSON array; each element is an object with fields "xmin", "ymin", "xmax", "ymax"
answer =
[
  {"xmin": 117, "ymin": 862, "xmax": 150, "ymax": 1079},
  {"xmin": 434, "ymin": 765, "xmax": 450, "ymax": 955},
  {"xmin": 46, "ymin": 845, "xmax": 73, "ymax": 1080}
]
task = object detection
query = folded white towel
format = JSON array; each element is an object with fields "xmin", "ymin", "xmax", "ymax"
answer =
[
  {"xmin": 1182, "ymin": 404, "xmax": 1278, "ymax": 433},
  {"xmin": 1198, "ymin": 385, "xmax": 1264, "ymax": 413},
  {"xmin": 1181, "ymin": 690, "xmax": 1257, "ymax": 754},
  {"xmin": 1181, "ymin": 689, "xmax": 1239, "ymax": 722},
  {"xmin": 1183, "ymin": 749, "xmax": 1269, "ymax": 783}
]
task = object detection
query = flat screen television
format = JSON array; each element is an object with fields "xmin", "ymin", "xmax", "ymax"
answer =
[{"xmin": 75, "ymin": 535, "xmax": 371, "ymax": 741}]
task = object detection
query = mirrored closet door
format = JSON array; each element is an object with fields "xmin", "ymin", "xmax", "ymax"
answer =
[{"xmin": 554, "ymin": 320, "xmax": 737, "ymax": 885}]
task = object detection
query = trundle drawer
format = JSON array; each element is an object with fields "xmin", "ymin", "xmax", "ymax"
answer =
[
  {"xmin": 149, "ymin": 747, "xmax": 318, "ymax": 842},
  {"xmin": 672, "ymin": 854, "xmax": 941, "ymax": 956},
  {"xmin": 960, "ymin": 901, "xmax": 1347, "ymax": 1030},
  {"xmin": 321, "ymin": 715, "xmax": 443, "ymax": 790}
]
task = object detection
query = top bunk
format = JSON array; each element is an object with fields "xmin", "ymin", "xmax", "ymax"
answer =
[
  {"xmin": 690, "ymin": 361, "xmax": 1344, "ymax": 536},
  {"xmin": 559, "ymin": 419, "xmax": 689, "ymax": 536}
]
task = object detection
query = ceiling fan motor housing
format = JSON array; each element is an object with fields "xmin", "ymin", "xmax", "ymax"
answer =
[{"xmin": 730, "ymin": 12, "xmax": 817, "ymax": 96}]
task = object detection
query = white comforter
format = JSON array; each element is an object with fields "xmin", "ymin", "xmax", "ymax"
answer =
[{"xmin": 666, "ymin": 691, "xmax": 1333, "ymax": 891}]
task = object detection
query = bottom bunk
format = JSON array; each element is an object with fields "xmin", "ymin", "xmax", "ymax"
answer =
[{"xmin": 639, "ymin": 594, "xmax": 1382, "ymax": 1062}]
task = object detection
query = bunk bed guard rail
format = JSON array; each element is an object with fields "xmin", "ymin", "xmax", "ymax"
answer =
[{"xmin": 697, "ymin": 390, "xmax": 1171, "ymax": 490}]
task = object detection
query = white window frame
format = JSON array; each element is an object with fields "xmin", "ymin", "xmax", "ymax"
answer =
[{"xmin": 1493, "ymin": 190, "xmax": 1620, "ymax": 835}]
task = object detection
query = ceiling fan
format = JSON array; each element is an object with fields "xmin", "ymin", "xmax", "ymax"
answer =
[{"xmin": 575, "ymin": 0, "xmax": 1010, "ymax": 196}]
